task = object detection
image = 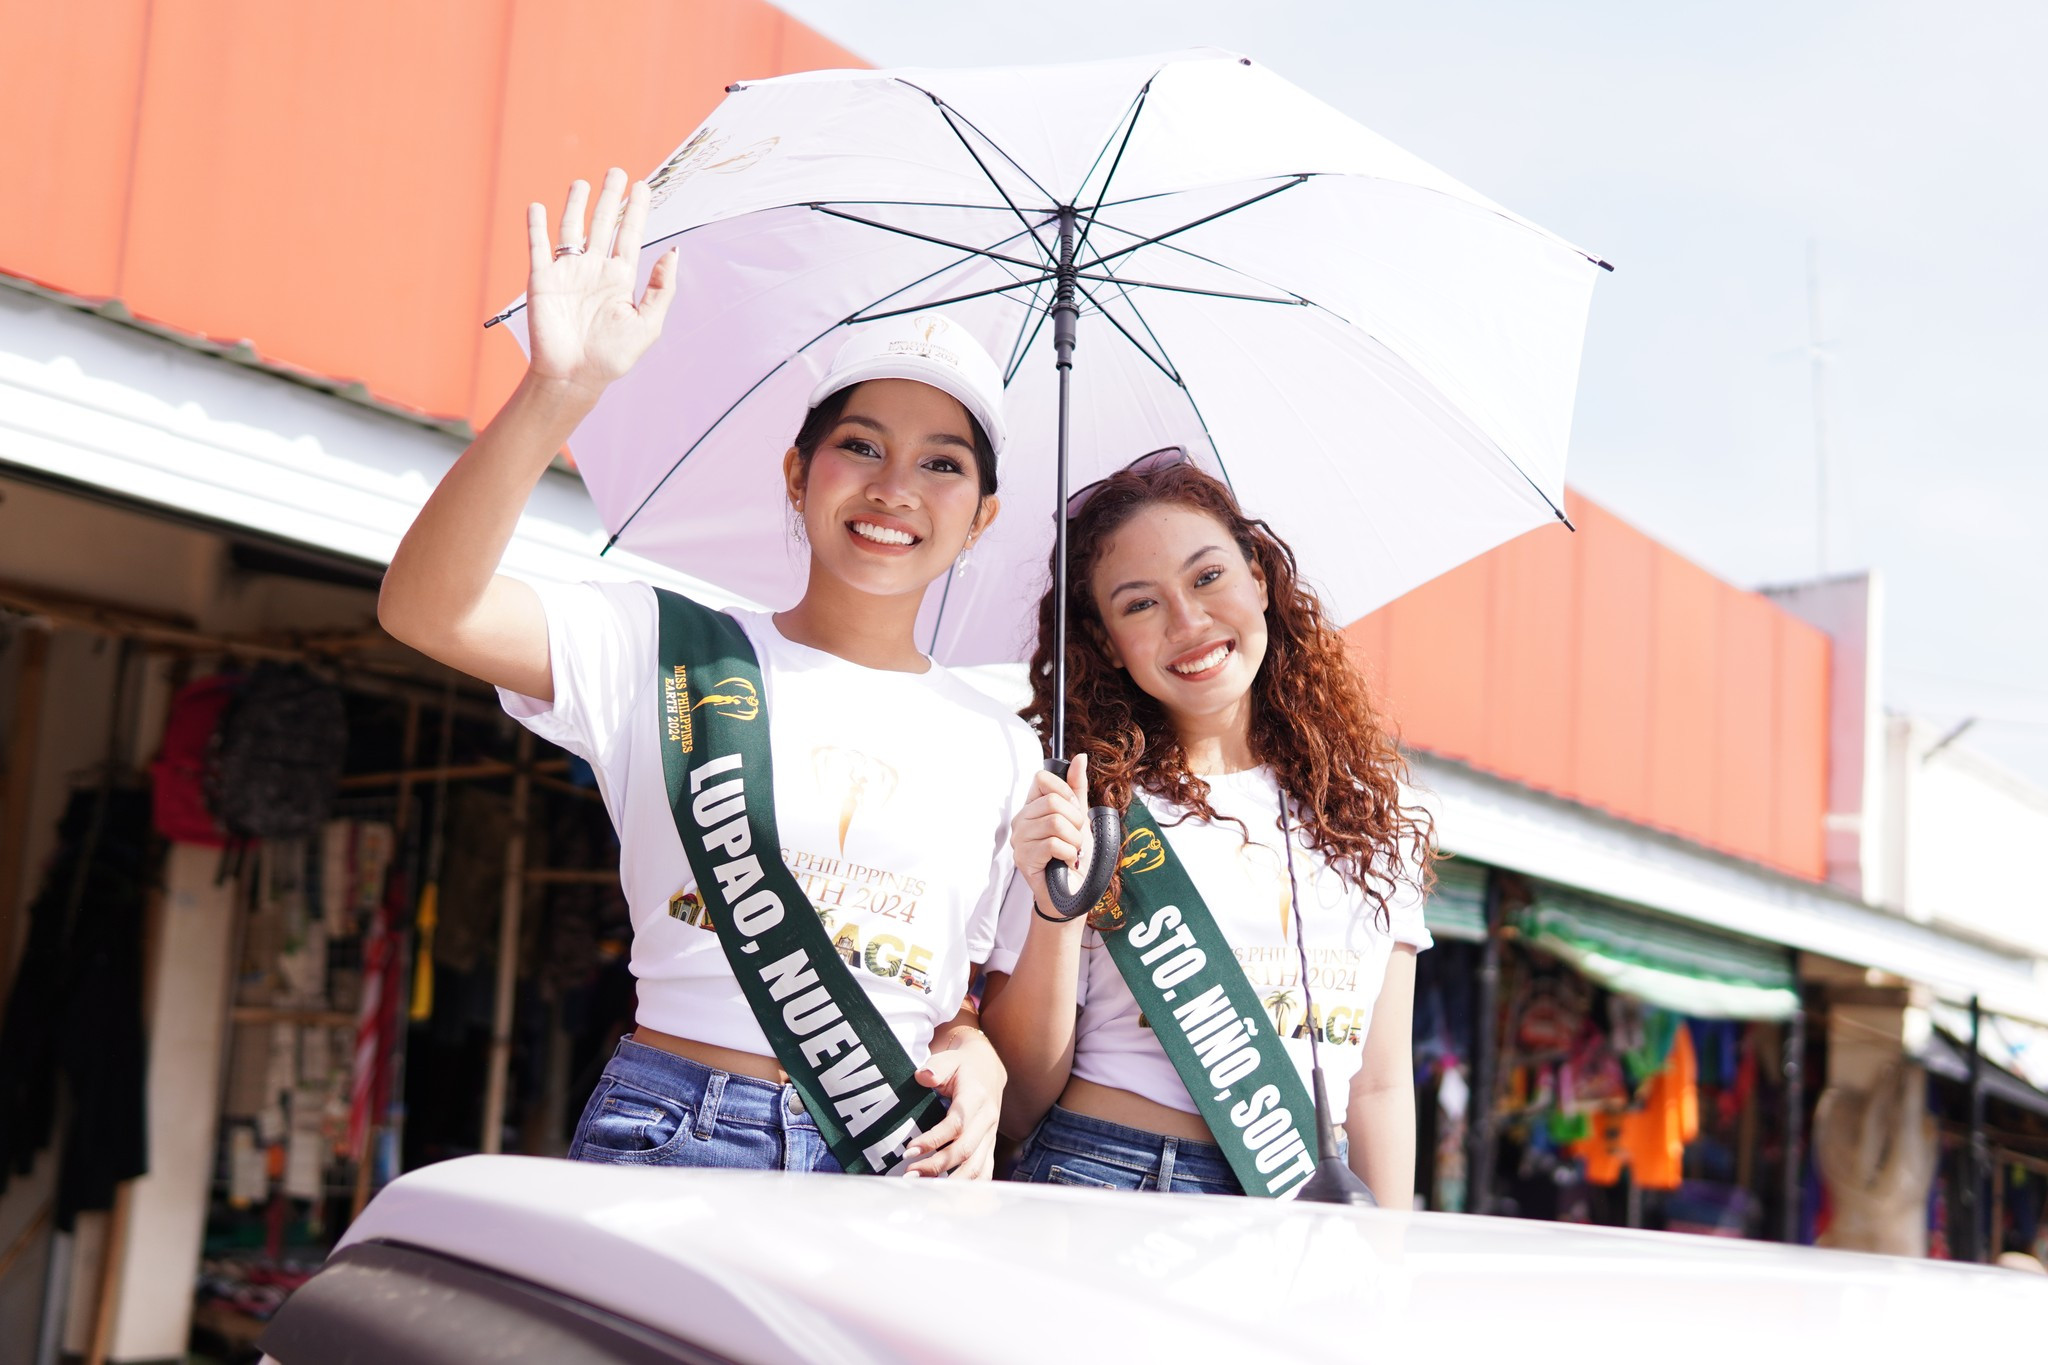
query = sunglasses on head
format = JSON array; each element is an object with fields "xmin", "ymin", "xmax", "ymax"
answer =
[{"xmin": 1064, "ymin": 446, "xmax": 1191, "ymax": 519}]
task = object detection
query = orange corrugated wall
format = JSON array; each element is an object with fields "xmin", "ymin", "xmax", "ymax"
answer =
[
  {"xmin": 1348, "ymin": 491, "xmax": 1831, "ymax": 880},
  {"xmin": 0, "ymin": 0, "xmax": 864, "ymax": 429}
]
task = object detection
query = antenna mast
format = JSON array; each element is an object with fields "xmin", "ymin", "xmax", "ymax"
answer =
[{"xmin": 1807, "ymin": 239, "xmax": 1829, "ymax": 577}]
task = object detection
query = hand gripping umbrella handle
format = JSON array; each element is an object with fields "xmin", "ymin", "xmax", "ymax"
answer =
[{"xmin": 1040, "ymin": 760, "xmax": 1122, "ymax": 921}]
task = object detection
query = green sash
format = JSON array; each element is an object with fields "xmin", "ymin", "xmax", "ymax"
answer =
[
  {"xmin": 1102, "ymin": 797, "xmax": 1321, "ymax": 1197},
  {"xmin": 653, "ymin": 589, "xmax": 944, "ymax": 1175}
]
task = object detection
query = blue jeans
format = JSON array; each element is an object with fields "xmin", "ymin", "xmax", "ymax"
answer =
[
  {"xmin": 1009, "ymin": 1105, "xmax": 1246, "ymax": 1195},
  {"xmin": 567, "ymin": 1038, "xmax": 844, "ymax": 1173}
]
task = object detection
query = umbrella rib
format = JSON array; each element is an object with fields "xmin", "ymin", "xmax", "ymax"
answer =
[
  {"xmin": 1089, "ymin": 176, "xmax": 1309, "ymax": 213},
  {"xmin": 1101, "ymin": 203, "xmax": 1569, "ymax": 527},
  {"xmin": 1072, "ymin": 273, "xmax": 1305, "ymax": 307},
  {"xmin": 802, "ymin": 198, "xmax": 1049, "ymax": 213},
  {"xmin": 606, "ymin": 222, "xmax": 1057, "ymax": 549},
  {"xmin": 849, "ymin": 274, "xmax": 1058, "ymax": 324},
  {"xmin": 484, "ymin": 201, "xmax": 1033, "ymax": 328},
  {"xmin": 1003, "ymin": 276, "xmax": 1056, "ymax": 386},
  {"xmin": 1071, "ymin": 80, "xmax": 1151, "ymax": 210},
  {"xmin": 1292, "ymin": 289, "xmax": 1572, "ymax": 525},
  {"xmin": 1073, "ymin": 281, "xmax": 1179, "ymax": 384},
  {"xmin": 897, "ymin": 80, "xmax": 1060, "ymax": 205},
  {"xmin": 808, "ymin": 205, "xmax": 1050, "ymax": 276},
  {"xmin": 603, "ymin": 348, "xmax": 816, "ymax": 551},
  {"xmin": 923, "ymin": 560, "xmax": 961, "ymax": 656},
  {"xmin": 1079, "ymin": 254, "xmax": 1184, "ymax": 386},
  {"xmin": 892, "ymin": 79, "xmax": 1058, "ymax": 262},
  {"xmin": 1093, "ymin": 277, "xmax": 1237, "ymax": 495},
  {"xmin": 1093, "ymin": 174, "xmax": 1613, "ymax": 271},
  {"xmin": 1071, "ymin": 79, "xmax": 1155, "ymax": 265},
  {"xmin": 937, "ymin": 105, "xmax": 1057, "ymax": 264},
  {"xmin": 1078, "ymin": 176, "xmax": 1310, "ymax": 274}
]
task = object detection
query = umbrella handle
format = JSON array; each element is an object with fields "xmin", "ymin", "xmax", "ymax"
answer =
[{"xmin": 1042, "ymin": 797, "xmax": 1122, "ymax": 923}]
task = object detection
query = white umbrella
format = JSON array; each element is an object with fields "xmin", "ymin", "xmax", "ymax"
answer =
[
  {"xmin": 491, "ymin": 51, "xmax": 1609, "ymax": 1192},
  {"xmin": 494, "ymin": 48, "xmax": 1608, "ymax": 673}
]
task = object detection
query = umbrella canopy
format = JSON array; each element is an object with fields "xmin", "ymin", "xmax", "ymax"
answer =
[{"xmin": 497, "ymin": 48, "xmax": 1607, "ymax": 664}]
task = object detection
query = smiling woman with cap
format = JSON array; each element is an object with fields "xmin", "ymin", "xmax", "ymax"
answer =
[{"xmin": 380, "ymin": 170, "xmax": 1037, "ymax": 1179}]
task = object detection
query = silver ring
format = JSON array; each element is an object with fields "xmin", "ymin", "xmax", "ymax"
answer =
[{"xmin": 552, "ymin": 243, "xmax": 586, "ymax": 259}]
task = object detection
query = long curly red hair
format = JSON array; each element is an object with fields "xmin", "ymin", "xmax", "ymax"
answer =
[{"xmin": 1023, "ymin": 462, "xmax": 1433, "ymax": 925}]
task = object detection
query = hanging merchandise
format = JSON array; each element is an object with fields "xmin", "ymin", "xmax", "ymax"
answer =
[
  {"xmin": 212, "ymin": 663, "xmax": 349, "ymax": 840},
  {"xmin": 267, "ymin": 839, "xmax": 326, "ymax": 1007},
  {"xmin": 410, "ymin": 689, "xmax": 457, "ymax": 1022},
  {"xmin": 1435, "ymin": 1063, "xmax": 1471, "ymax": 1214},
  {"xmin": 151, "ymin": 672, "xmax": 240, "ymax": 846},
  {"xmin": 0, "ymin": 785, "xmax": 153, "ymax": 1226},
  {"xmin": 1566, "ymin": 1014, "xmax": 1700, "ymax": 1191},
  {"xmin": 433, "ymin": 785, "xmax": 510, "ymax": 974},
  {"xmin": 348, "ymin": 846, "xmax": 412, "ymax": 1165},
  {"xmin": 317, "ymin": 819, "xmax": 392, "ymax": 936},
  {"xmin": 1619, "ymin": 1003, "xmax": 1682, "ymax": 1086}
]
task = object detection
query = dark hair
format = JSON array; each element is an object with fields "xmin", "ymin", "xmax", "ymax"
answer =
[
  {"xmin": 792, "ymin": 383, "xmax": 998, "ymax": 497},
  {"xmin": 1023, "ymin": 461, "xmax": 1433, "ymax": 926}
]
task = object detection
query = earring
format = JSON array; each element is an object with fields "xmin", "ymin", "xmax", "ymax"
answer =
[{"xmin": 955, "ymin": 542, "xmax": 974, "ymax": 573}]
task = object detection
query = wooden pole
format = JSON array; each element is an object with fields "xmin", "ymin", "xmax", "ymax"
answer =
[
  {"xmin": 1991, "ymin": 1154, "xmax": 2006, "ymax": 1260},
  {"xmin": 1782, "ymin": 1006, "xmax": 1806, "ymax": 1244},
  {"xmin": 82, "ymin": 1186, "xmax": 132, "ymax": 1365},
  {"xmin": 1466, "ymin": 866, "xmax": 1505, "ymax": 1217},
  {"xmin": 80, "ymin": 644, "xmax": 142, "ymax": 1365},
  {"xmin": 480, "ymin": 732, "xmax": 532, "ymax": 1154},
  {"xmin": 0, "ymin": 627, "xmax": 50, "ymax": 993},
  {"xmin": 1964, "ymin": 996, "xmax": 1988, "ymax": 1262},
  {"xmin": 349, "ymin": 699, "xmax": 422, "ymax": 1224},
  {"xmin": 392, "ymin": 699, "xmax": 423, "ymax": 837},
  {"xmin": 525, "ymin": 868, "xmax": 619, "ymax": 886},
  {"xmin": 337, "ymin": 756, "xmax": 568, "ymax": 790}
]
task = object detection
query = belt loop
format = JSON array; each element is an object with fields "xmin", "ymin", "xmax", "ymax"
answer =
[
  {"xmin": 1157, "ymin": 1136, "xmax": 1179, "ymax": 1191},
  {"xmin": 694, "ymin": 1070, "xmax": 727, "ymax": 1140}
]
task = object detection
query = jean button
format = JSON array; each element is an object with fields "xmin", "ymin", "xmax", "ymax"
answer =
[{"xmin": 784, "ymin": 1088, "xmax": 803, "ymax": 1116}]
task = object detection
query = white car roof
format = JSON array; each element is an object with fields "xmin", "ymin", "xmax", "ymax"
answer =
[{"xmin": 340, "ymin": 1155, "xmax": 2045, "ymax": 1364}]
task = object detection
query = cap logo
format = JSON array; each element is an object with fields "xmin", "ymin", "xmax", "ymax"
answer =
[{"xmin": 883, "ymin": 335, "xmax": 962, "ymax": 369}]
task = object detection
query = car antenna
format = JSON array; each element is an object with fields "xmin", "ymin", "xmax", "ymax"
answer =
[{"xmin": 1279, "ymin": 800, "xmax": 1377, "ymax": 1206}]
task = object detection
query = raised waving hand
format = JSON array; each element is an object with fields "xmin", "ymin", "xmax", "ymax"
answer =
[
  {"xmin": 524, "ymin": 168, "xmax": 679, "ymax": 398},
  {"xmin": 379, "ymin": 168, "xmax": 678, "ymax": 701}
]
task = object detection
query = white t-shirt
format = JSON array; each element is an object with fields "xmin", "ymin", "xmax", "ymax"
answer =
[
  {"xmin": 988, "ymin": 767, "xmax": 1431, "ymax": 1125},
  {"xmin": 500, "ymin": 580, "xmax": 1040, "ymax": 1063}
]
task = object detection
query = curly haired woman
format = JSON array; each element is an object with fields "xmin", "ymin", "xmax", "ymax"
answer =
[{"xmin": 981, "ymin": 454, "xmax": 1434, "ymax": 1202}]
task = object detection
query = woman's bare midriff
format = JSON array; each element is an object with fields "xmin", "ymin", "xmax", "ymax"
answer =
[
  {"xmin": 632, "ymin": 1025, "xmax": 787, "ymax": 1083},
  {"xmin": 1058, "ymin": 1076, "xmax": 1216, "ymax": 1144}
]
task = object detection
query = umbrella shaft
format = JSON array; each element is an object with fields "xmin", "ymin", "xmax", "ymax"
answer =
[{"xmin": 1051, "ymin": 207, "xmax": 1079, "ymax": 760}]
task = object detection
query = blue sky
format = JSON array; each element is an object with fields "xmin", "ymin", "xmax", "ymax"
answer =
[{"xmin": 774, "ymin": 0, "xmax": 2048, "ymax": 784}]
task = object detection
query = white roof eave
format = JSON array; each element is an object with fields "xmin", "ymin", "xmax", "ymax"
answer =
[
  {"xmin": 0, "ymin": 282, "xmax": 747, "ymax": 608},
  {"xmin": 1414, "ymin": 750, "xmax": 2048, "ymax": 1027}
]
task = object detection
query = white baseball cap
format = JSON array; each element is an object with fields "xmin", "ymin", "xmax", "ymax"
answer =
[{"xmin": 807, "ymin": 314, "xmax": 1008, "ymax": 455}]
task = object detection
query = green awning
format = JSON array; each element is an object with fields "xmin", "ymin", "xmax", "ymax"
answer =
[
  {"xmin": 1516, "ymin": 887, "xmax": 1799, "ymax": 1021},
  {"xmin": 1424, "ymin": 857, "xmax": 1490, "ymax": 943}
]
